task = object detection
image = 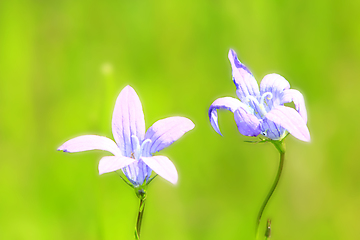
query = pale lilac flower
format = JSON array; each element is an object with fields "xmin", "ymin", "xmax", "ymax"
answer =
[
  {"xmin": 58, "ymin": 86, "xmax": 194, "ymax": 186},
  {"xmin": 209, "ymin": 49, "xmax": 310, "ymax": 142}
]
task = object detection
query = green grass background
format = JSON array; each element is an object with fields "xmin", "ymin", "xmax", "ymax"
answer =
[{"xmin": 1, "ymin": 0, "xmax": 360, "ymax": 239}]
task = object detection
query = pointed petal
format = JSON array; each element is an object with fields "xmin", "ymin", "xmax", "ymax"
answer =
[
  {"xmin": 208, "ymin": 97, "xmax": 250, "ymax": 136},
  {"xmin": 58, "ymin": 135, "xmax": 121, "ymax": 156},
  {"xmin": 98, "ymin": 156, "xmax": 136, "ymax": 175},
  {"xmin": 141, "ymin": 156, "xmax": 178, "ymax": 184},
  {"xmin": 228, "ymin": 49, "xmax": 260, "ymax": 102},
  {"xmin": 234, "ymin": 108, "xmax": 261, "ymax": 136},
  {"xmin": 259, "ymin": 74, "xmax": 290, "ymax": 110},
  {"xmin": 281, "ymin": 89, "xmax": 308, "ymax": 123},
  {"xmin": 112, "ymin": 86, "xmax": 145, "ymax": 156},
  {"xmin": 144, "ymin": 117, "xmax": 194, "ymax": 154},
  {"xmin": 265, "ymin": 106, "xmax": 310, "ymax": 142}
]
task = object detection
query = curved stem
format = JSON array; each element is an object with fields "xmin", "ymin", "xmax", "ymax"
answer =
[
  {"xmin": 135, "ymin": 198, "xmax": 146, "ymax": 240},
  {"xmin": 256, "ymin": 141, "xmax": 285, "ymax": 234}
]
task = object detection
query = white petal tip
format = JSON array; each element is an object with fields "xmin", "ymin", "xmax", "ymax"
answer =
[
  {"xmin": 294, "ymin": 132, "xmax": 311, "ymax": 142},
  {"xmin": 98, "ymin": 166, "xmax": 111, "ymax": 175},
  {"xmin": 168, "ymin": 176, "xmax": 178, "ymax": 185},
  {"xmin": 123, "ymin": 85, "xmax": 134, "ymax": 92}
]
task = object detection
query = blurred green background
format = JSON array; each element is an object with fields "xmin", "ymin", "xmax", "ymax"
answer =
[{"xmin": 1, "ymin": 0, "xmax": 360, "ymax": 239}]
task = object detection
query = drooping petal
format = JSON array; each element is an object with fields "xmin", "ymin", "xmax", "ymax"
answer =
[
  {"xmin": 112, "ymin": 85, "xmax": 145, "ymax": 157},
  {"xmin": 208, "ymin": 97, "xmax": 251, "ymax": 136},
  {"xmin": 58, "ymin": 135, "xmax": 121, "ymax": 156},
  {"xmin": 98, "ymin": 156, "xmax": 136, "ymax": 175},
  {"xmin": 144, "ymin": 117, "xmax": 195, "ymax": 154},
  {"xmin": 141, "ymin": 156, "xmax": 178, "ymax": 184},
  {"xmin": 281, "ymin": 89, "xmax": 308, "ymax": 123},
  {"xmin": 234, "ymin": 108, "xmax": 261, "ymax": 136},
  {"xmin": 265, "ymin": 106, "xmax": 310, "ymax": 142},
  {"xmin": 259, "ymin": 74, "xmax": 290, "ymax": 110},
  {"xmin": 228, "ymin": 49, "xmax": 260, "ymax": 102}
]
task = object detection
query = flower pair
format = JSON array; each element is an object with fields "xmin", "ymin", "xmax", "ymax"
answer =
[
  {"xmin": 58, "ymin": 86, "xmax": 195, "ymax": 187},
  {"xmin": 58, "ymin": 49, "xmax": 310, "ymax": 240},
  {"xmin": 59, "ymin": 49, "xmax": 311, "ymax": 190}
]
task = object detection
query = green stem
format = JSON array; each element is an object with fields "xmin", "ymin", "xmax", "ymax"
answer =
[
  {"xmin": 256, "ymin": 141, "xmax": 285, "ymax": 234},
  {"xmin": 135, "ymin": 198, "xmax": 146, "ymax": 240}
]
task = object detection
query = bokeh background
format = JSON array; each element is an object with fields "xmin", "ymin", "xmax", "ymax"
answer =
[{"xmin": 1, "ymin": 0, "xmax": 360, "ymax": 239}]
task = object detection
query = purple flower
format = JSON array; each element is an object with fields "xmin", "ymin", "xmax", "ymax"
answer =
[
  {"xmin": 58, "ymin": 86, "xmax": 194, "ymax": 186},
  {"xmin": 209, "ymin": 49, "xmax": 310, "ymax": 142}
]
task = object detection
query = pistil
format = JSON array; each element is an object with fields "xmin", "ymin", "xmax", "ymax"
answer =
[
  {"xmin": 260, "ymin": 92, "xmax": 273, "ymax": 107},
  {"xmin": 245, "ymin": 92, "xmax": 273, "ymax": 118}
]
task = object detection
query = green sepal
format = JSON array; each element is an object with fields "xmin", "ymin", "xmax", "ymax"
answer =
[
  {"xmin": 116, "ymin": 171, "xmax": 134, "ymax": 189},
  {"xmin": 244, "ymin": 136, "xmax": 270, "ymax": 144},
  {"xmin": 244, "ymin": 136, "xmax": 286, "ymax": 154},
  {"xmin": 147, "ymin": 174, "xmax": 158, "ymax": 185}
]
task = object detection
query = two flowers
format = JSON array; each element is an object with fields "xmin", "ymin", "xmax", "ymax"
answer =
[
  {"xmin": 58, "ymin": 49, "xmax": 310, "ymax": 238},
  {"xmin": 59, "ymin": 50, "xmax": 309, "ymax": 187}
]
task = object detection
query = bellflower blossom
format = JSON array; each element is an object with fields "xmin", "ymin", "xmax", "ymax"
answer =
[
  {"xmin": 209, "ymin": 49, "xmax": 310, "ymax": 142},
  {"xmin": 58, "ymin": 85, "xmax": 194, "ymax": 186}
]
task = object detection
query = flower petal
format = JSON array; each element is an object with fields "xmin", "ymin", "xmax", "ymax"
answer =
[
  {"xmin": 144, "ymin": 117, "xmax": 195, "ymax": 154},
  {"xmin": 58, "ymin": 135, "xmax": 121, "ymax": 156},
  {"xmin": 112, "ymin": 86, "xmax": 145, "ymax": 156},
  {"xmin": 259, "ymin": 74, "xmax": 290, "ymax": 110},
  {"xmin": 260, "ymin": 118, "xmax": 286, "ymax": 140},
  {"xmin": 260, "ymin": 73, "xmax": 290, "ymax": 95},
  {"xmin": 281, "ymin": 89, "xmax": 308, "ymax": 123},
  {"xmin": 228, "ymin": 49, "xmax": 260, "ymax": 102},
  {"xmin": 234, "ymin": 108, "xmax": 261, "ymax": 136},
  {"xmin": 209, "ymin": 97, "xmax": 250, "ymax": 136},
  {"xmin": 98, "ymin": 156, "xmax": 136, "ymax": 175},
  {"xmin": 141, "ymin": 156, "xmax": 178, "ymax": 184},
  {"xmin": 265, "ymin": 106, "xmax": 310, "ymax": 142},
  {"xmin": 121, "ymin": 160, "xmax": 152, "ymax": 186}
]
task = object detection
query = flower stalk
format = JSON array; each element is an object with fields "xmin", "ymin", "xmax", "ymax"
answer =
[
  {"xmin": 135, "ymin": 189, "xmax": 147, "ymax": 240},
  {"xmin": 256, "ymin": 140, "xmax": 285, "ymax": 237}
]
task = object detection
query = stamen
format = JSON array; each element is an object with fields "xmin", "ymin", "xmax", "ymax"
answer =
[
  {"xmin": 245, "ymin": 95, "xmax": 260, "ymax": 106},
  {"xmin": 131, "ymin": 135, "xmax": 140, "ymax": 149},
  {"xmin": 131, "ymin": 135, "xmax": 141, "ymax": 160},
  {"xmin": 260, "ymin": 92, "xmax": 273, "ymax": 106},
  {"xmin": 140, "ymin": 139, "xmax": 152, "ymax": 153}
]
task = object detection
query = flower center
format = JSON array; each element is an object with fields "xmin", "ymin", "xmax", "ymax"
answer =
[
  {"xmin": 245, "ymin": 92, "xmax": 273, "ymax": 118},
  {"xmin": 131, "ymin": 135, "xmax": 152, "ymax": 160}
]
